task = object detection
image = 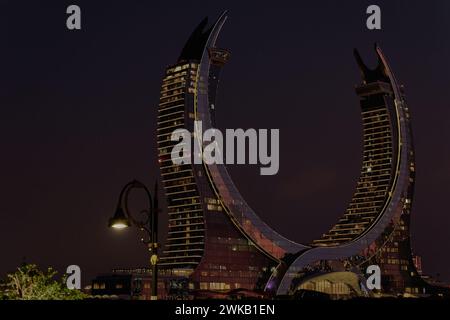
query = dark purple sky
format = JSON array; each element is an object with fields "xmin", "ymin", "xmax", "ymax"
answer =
[{"xmin": 1, "ymin": 0, "xmax": 450, "ymax": 285}]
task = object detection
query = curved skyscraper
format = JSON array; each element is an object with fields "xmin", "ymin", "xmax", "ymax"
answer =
[
  {"xmin": 270, "ymin": 45, "xmax": 427, "ymax": 297},
  {"xmin": 156, "ymin": 11, "xmax": 428, "ymax": 297},
  {"xmin": 157, "ymin": 11, "xmax": 304, "ymax": 291}
]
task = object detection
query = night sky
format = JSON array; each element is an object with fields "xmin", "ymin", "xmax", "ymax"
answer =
[{"xmin": 1, "ymin": 0, "xmax": 450, "ymax": 285}]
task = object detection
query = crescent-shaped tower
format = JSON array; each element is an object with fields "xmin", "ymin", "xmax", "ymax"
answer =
[
  {"xmin": 156, "ymin": 11, "xmax": 428, "ymax": 297},
  {"xmin": 157, "ymin": 11, "xmax": 307, "ymax": 294},
  {"xmin": 271, "ymin": 45, "xmax": 428, "ymax": 297}
]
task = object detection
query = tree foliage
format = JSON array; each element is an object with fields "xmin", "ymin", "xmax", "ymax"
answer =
[{"xmin": 1, "ymin": 264, "xmax": 87, "ymax": 300}]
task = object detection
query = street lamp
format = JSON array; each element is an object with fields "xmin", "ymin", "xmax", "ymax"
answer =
[{"xmin": 108, "ymin": 179, "xmax": 159, "ymax": 300}]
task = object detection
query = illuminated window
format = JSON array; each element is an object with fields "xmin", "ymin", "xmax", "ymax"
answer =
[{"xmin": 209, "ymin": 282, "xmax": 230, "ymax": 290}]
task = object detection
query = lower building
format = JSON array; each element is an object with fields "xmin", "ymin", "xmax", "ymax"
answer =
[{"xmin": 91, "ymin": 268, "xmax": 182, "ymax": 300}]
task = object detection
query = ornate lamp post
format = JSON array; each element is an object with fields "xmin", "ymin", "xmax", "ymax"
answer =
[{"xmin": 108, "ymin": 179, "xmax": 159, "ymax": 300}]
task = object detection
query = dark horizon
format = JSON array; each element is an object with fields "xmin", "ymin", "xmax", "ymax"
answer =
[{"xmin": 1, "ymin": 0, "xmax": 450, "ymax": 285}]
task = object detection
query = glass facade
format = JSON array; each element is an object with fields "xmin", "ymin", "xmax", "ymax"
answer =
[
  {"xmin": 314, "ymin": 81, "xmax": 399, "ymax": 246},
  {"xmin": 158, "ymin": 62, "xmax": 205, "ymax": 269}
]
